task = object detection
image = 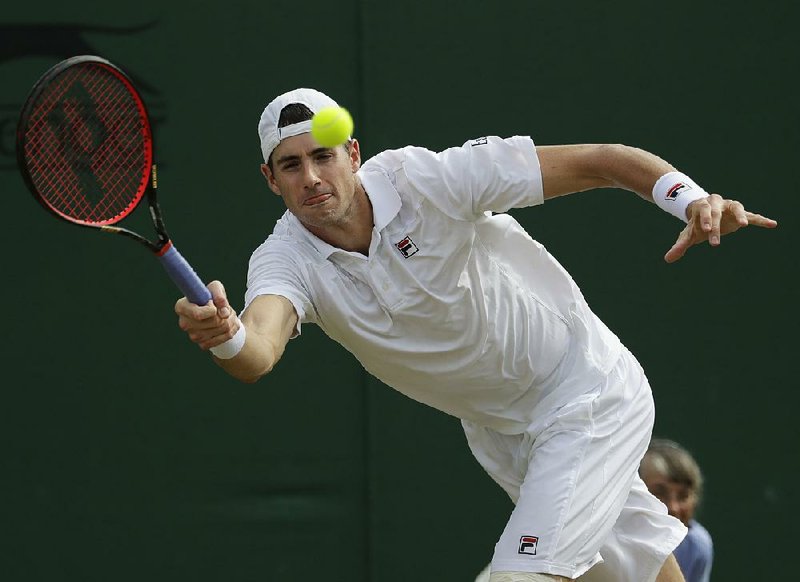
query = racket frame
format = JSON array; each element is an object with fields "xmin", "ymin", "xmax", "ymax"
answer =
[{"xmin": 16, "ymin": 55, "xmax": 211, "ymax": 305}]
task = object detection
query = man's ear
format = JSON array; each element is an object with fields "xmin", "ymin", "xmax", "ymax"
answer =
[
  {"xmin": 349, "ymin": 139, "xmax": 362, "ymax": 172},
  {"xmin": 260, "ymin": 163, "xmax": 282, "ymax": 196}
]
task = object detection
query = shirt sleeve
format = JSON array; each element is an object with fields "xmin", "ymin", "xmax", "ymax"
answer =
[
  {"xmin": 402, "ymin": 136, "xmax": 544, "ymax": 221},
  {"xmin": 244, "ymin": 240, "xmax": 316, "ymax": 338}
]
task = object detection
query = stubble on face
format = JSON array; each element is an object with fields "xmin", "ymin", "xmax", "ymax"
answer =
[{"xmin": 268, "ymin": 134, "xmax": 368, "ymax": 239}]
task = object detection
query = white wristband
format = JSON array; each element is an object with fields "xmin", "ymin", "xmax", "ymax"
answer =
[
  {"xmin": 209, "ymin": 317, "xmax": 246, "ymax": 359},
  {"xmin": 652, "ymin": 171, "xmax": 710, "ymax": 223}
]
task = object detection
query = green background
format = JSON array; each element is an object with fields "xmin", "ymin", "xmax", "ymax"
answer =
[{"xmin": 1, "ymin": 1, "xmax": 796, "ymax": 580}]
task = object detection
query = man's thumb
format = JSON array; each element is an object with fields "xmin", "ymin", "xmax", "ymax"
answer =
[{"xmin": 207, "ymin": 280, "xmax": 231, "ymax": 318}]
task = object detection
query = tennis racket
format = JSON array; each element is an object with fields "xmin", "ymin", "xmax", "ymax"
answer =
[{"xmin": 16, "ymin": 55, "xmax": 211, "ymax": 306}]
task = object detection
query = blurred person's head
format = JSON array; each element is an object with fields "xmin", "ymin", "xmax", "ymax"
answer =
[{"xmin": 640, "ymin": 438, "xmax": 704, "ymax": 527}]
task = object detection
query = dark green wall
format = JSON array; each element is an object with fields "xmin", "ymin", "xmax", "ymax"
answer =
[{"xmin": 2, "ymin": 2, "xmax": 797, "ymax": 580}]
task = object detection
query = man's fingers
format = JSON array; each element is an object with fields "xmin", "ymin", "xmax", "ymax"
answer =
[
  {"xmin": 709, "ymin": 203, "xmax": 723, "ymax": 246},
  {"xmin": 207, "ymin": 280, "xmax": 232, "ymax": 318},
  {"xmin": 729, "ymin": 200, "xmax": 748, "ymax": 226},
  {"xmin": 178, "ymin": 313, "xmax": 227, "ymax": 332},
  {"xmin": 665, "ymin": 227, "xmax": 692, "ymax": 263},
  {"xmin": 698, "ymin": 201, "xmax": 713, "ymax": 233},
  {"xmin": 668, "ymin": 195, "xmax": 777, "ymax": 265},
  {"xmin": 664, "ymin": 243, "xmax": 688, "ymax": 263},
  {"xmin": 745, "ymin": 212, "xmax": 778, "ymax": 228},
  {"xmin": 193, "ymin": 321, "xmax": 241, "ymax": 351},
  {"xmin": 208, "ymin": 279, "xmax": 227, "ymax": 299},
  {"xmin": 175, "ymin": 296, "xmax": 218, "ymax": 320},
  {"xmin": 175, "ymin": 278, "xmax": 241, "ymax": 352}
]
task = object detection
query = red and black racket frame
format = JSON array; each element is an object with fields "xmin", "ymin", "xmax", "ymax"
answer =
[{"xmin": 16, "ymin": 56, "xmax": 211, "ymax": 305}]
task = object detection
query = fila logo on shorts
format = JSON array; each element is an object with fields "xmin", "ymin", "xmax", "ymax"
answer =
[
  {"xmin": 471, "ymin": 137, "xmax": 488, "ymax": 147},
  {"xmin": 395, "ymin": 235, "xmax": 419, "ymax": 258},
  {"xmin": 665, "ymin": 182, "xmax": 692, "ymax": 201},
  {"xmin": 518, "ymin": 535, "xmax": 539, "ymax": 555}
]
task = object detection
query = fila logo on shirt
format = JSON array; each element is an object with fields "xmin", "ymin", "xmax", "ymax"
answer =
[
  {"xmin": 395, "ymin": 235, "xmax": 419, "ymax": 258},
  {"xmin": 471, "ymin": 137, "xmax": 488, "ymax": 147},
  {"xmin": 665, "ymin": 182, "xmax": 692, "ymax": 201},
  {"xmin": 518, "ymin": 535, "xmax": 539, "ymax": 556}
]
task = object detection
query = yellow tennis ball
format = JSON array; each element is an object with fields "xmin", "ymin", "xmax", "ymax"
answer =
[{"xmin": 311, "ymin": 106, "xmax": 354, "ymax": 147}]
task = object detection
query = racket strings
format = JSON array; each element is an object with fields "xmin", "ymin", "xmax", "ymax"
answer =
[{"xmin": 22, "ymin": 63, "xmax": 151, "ymax": 225}]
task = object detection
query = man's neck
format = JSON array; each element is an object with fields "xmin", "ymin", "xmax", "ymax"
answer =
[{"xmin": 304, "ymin": 179, "xmax": 374, "ymax": 256}]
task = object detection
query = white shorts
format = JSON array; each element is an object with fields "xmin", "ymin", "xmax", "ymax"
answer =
[{"xmin": 462, "ymin": 348, "xmax": 687, "ymax": 581}]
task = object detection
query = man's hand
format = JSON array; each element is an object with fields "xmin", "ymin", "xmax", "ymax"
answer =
[
  {"xmin": 664, "ymin": 194, "xmax": 778, "ymax": 263},
  {"xmin": 175, "ymin": 280, "xmax": 241, "ymax": 351}
]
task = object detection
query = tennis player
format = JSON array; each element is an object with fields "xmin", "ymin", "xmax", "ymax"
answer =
[{"xmin": 175, "ymin": 88, "xmax": 777, "ymax": 582}]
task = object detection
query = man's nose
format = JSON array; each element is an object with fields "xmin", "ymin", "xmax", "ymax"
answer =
[
  {"xmin": 302, "ymin": 163, "xmax": 321, "ymax": 187},
  {"xmin": 665, "ymin": 498, "xmax": 681, "ymax": 516}
]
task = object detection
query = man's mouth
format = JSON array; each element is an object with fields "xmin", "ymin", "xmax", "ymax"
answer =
[{"xmin": 304, "ymin": 193, "xmax": 332, "ymax": 206}]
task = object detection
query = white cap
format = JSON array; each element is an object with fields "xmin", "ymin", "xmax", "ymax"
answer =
[{"xmin": 257, "ymin": 88, "xmax": 340, "ymax": 163}]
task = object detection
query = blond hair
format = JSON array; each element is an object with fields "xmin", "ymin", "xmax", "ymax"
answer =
[{"xmin": 640, "ymin": 438, "xmax": 704, "ymax": 501}]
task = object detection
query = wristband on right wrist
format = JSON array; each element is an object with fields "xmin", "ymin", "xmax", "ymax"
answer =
[
  {"xmin": 209, "ymin": 318, "xmax": 246, "ymax": 360},
  {"xmin": 652, "ymin": 171, "xmax": 710, "ymax": 223}
]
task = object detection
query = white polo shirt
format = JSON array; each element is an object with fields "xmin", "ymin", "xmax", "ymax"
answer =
[{"xmin": 245, "ymin": 136, "xmax": 623, "ymax": 434}]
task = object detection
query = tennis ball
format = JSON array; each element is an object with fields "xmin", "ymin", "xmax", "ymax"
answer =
[{"xmin": 311, "ymin": 106, "xmax": 354, "ymax": 147}]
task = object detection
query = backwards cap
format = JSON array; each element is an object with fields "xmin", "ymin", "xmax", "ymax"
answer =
[{"xmin": 257, "ymin": 88, "xmax": 340, "ymax": 163}]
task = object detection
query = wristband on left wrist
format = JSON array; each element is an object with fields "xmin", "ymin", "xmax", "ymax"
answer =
[{"xmin": 652, "ymin": 171, "xmax": 710, "ymax": 223}]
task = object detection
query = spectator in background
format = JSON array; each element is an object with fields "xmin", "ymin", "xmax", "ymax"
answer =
[{"xmin": 640, "ymin": 439, "xmax": 714, "ymax": 582}]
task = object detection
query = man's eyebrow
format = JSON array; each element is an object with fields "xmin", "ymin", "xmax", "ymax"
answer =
[
  {"xmin": 275, "ymin": 147, "xmax": 333, "ymax": 166},
  {"xmin": 275, "ymin": 153, "xmax": 300, "ymax": 166}
]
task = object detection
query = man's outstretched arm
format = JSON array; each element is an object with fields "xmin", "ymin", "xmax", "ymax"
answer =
[{"xmin": 536, "ymin": 143, "xmax": 777, "ymax": 262}]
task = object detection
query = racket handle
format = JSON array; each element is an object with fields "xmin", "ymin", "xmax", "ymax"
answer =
[{"xmin": 157, "ymin": 244, "xmax": 212, "ymax": 305}]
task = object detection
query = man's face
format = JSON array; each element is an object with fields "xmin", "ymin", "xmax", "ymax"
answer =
[
  {"xmin": 261, "ymin": 133, "xmax": 361, "ymax": 231},
  {"xmin": 642, "ymin": 472, "xmax": 698, "ymax": 527}
]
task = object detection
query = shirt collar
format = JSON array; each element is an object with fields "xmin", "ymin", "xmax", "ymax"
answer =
[{"xmin": 359, "ymin": 165, "xmax": 401, "ymax": 231}]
